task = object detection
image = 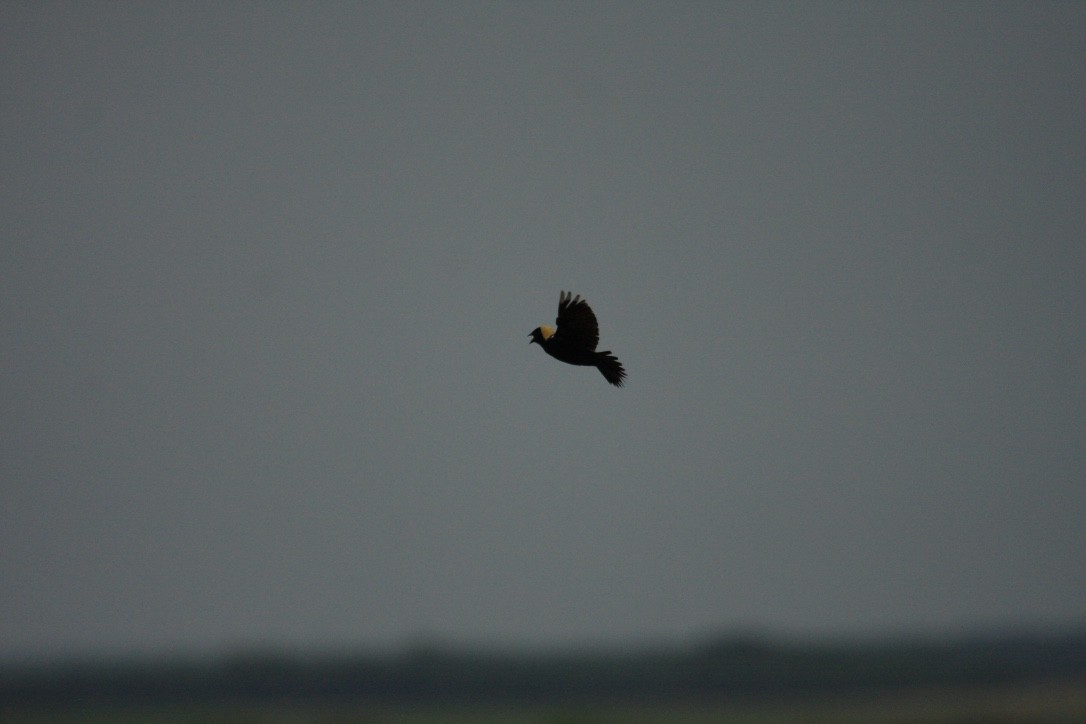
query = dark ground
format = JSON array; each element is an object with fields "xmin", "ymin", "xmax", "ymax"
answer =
[{"xmin": 4, "ymin": 628, "xmax": 1085, "ymax": 722}]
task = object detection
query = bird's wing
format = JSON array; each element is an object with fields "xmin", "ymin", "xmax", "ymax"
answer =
[{"xmin": 554, "ymin": 291, "xmax": 600, "ymax": 351}]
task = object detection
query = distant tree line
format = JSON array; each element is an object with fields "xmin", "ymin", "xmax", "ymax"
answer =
[{"xmin": 3, "ymin": 629, "xmax": 1085, "ymax": 707}]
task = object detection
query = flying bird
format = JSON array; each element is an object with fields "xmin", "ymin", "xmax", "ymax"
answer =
[{"xmin": 529, "ymin": 291, "xmax": 626, "ymax": 387}]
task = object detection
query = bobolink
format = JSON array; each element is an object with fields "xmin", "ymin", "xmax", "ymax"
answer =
[{"xmin": 529, "ymin": 291, "xmax": 626, "ymax": 387}]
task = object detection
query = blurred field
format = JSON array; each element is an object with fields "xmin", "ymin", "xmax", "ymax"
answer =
[
  {"xmin": 6, "ymin": 631, "xmax": 1085, "ymax": 722},
  {"xmin": 5, "ymin": 678, "xmax": 1086, "ymax": 724}
]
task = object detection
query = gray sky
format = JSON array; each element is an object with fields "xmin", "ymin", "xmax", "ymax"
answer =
[{"xmin": 2, "ymin": 2, "xmax": 1084, "ymax": 660}]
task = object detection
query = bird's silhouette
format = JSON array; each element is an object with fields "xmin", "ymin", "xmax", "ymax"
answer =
[{"xmin": 529, "ymin": 291, "xmax": 626, "ymax": 387}]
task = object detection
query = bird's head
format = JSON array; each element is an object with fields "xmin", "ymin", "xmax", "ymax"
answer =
[{"xmin": 528, "ymin": 325, "xmax": 555, "ymax": 345}]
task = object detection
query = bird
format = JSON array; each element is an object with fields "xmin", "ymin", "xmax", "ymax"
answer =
[{"xmin": 529, "ymin": 291, "xmax": 626, "ymax": 387}]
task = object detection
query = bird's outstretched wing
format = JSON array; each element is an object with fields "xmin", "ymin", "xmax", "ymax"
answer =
[{"xmin": 553, "ymin": 290, "xmax": 600, "ymax": 351}]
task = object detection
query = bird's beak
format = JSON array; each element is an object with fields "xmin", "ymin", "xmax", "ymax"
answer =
[{"xmin": 528, "ymin": 333, "xmax": 534, "ymax": 345}]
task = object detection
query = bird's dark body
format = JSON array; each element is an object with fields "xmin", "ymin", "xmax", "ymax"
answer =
[
  {"xmin": 533, "ymin": 336, "xmax": 606, "ymax": 367},
  {"xmin": 529, "ymin": 291, "xmax": 626, "ymax": 387}
]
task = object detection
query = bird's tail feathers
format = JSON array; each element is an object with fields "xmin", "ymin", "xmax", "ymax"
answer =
[{"xmin": 596, "ymin": 351, "xmax": 626, "ymax": 387}]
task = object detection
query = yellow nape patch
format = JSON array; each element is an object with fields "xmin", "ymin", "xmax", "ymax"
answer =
[{"xmin": 539, "ymin": 325, "xmax": 555, "ymax": 340}]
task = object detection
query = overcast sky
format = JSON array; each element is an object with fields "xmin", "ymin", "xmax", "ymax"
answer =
[{"xmin": 2, "ymin": 2, "xmax": 1084, "ymax": 661}]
